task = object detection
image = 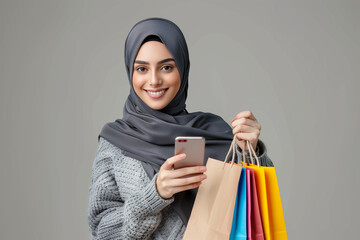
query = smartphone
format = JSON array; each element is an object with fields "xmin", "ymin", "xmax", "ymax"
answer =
[{"xmin": 174, "ymin": 136, "xmax": 205, "ymax": 169}]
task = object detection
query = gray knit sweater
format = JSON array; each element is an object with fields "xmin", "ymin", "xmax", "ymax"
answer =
[{"xmin": 87, "ymin": 137, "xmax": 274, "ymax": 240}]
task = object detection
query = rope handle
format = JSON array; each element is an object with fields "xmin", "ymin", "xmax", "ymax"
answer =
[
  {"xmin": 222, "ymin": 136, "xmax": 260, "ymax": 168},
  {"xmin": 223, "ymin": 135, "xmax": 237, "ymax": 168},
  {"xmin": 242, "ymin": 140, "xmax": 260, "ymax": 167}
]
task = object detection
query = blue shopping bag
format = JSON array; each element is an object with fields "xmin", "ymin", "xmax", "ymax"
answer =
[{"xmin": 229, "ymin": 167, "xmax": 247, "ymax": 240}]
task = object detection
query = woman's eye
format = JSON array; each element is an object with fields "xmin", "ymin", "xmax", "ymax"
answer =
[
  {"xmin": 136, "ymin": 67, "xmax": 146, "ymax": 72},
  {"xmin": 161, "ymin": 65, "xmax": 173, "ymax": 71}
]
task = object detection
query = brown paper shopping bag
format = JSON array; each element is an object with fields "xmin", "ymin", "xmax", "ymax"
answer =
[{"xmin": 183, "ymin": 136, "xmax": 242, "ymax": 240}]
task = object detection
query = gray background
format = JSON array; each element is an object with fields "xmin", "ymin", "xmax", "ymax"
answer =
[{"xmin": 1, "ymin": 0, "xmax": 359, "ymax": 239}]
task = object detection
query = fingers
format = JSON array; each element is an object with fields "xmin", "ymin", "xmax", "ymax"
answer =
[
  {"xmin": 156, "ymin": 162, "xmax": 207, "ymax": 199},
  {"xmin": 231, "ymin": 111, "xmax": 261, "ymax": 151},
  {"xmin": 232, "ymin": 124, "xmax": 259, "ymax": 135},
  {"xmin": 235, "ymin": 132, "xmax": 260, "ymax": 142},
  {"xmin": 171, "ymin": 181, "xmax": 203, "ymax": 194},
  {"xmin": 170, "ymin": 165, "xmax": 207, "ymax": 179},
  {"xmin": 159, "ymin": 173, "xmax": 206, "ymax": 197},
  {"xmin": 235, "ymin": 137, "xmax": 258, "ymax": 152},
  {"xmin": 161, "ymin": 153, "xmax": 186, "ymax": 170},
  {"xmin": 232, "ymin": 110, "xmax": 257, "ymax": 122},
  {"xmin": 231, "ymin": 118, "xmax": 260, "ymax": 129},
  {"xmin": 159, "ymin": 160, "xmax": 207, "ymax": 184},
  {"xmin": 167, "ymin": 173, "xmax": 207, "ymax": 188}
]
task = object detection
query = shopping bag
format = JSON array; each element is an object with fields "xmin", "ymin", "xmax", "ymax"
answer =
[
  {"xmin": 246, "ymin": 140, "xmax": 287, "ymax": 240},
  {"xmin": 245, "ymin": 165, "xmax": 270, "ymax": 239},
  {"xmin": 263, "ymin": 167, "xmax": 287, "ymax": 240},
  {"xmin": 247, "ymin": 168, "xmax": 251, "ymax": 239},
  {"xmin": 248, "ymin": 167, "xmax": 265, "ymax": 240},
  {"xmin": 229, "ymin": 167, "xmax": 247, "ymax": 240},
  {"xmin": 183, "ymin": 136, "xmax": 242, "ymax": 240}
]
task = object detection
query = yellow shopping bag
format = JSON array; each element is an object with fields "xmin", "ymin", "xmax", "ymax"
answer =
[{"xmin": 263, "ymin": 167, "xmax": 287, "ymax": 240}]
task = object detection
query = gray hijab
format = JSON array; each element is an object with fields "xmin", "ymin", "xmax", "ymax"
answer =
[{"xmin": 99, "ymin": 17, "xmax": 234, "ymax": 225}]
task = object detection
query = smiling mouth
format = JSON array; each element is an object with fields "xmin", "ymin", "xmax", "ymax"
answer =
[{"xmin": 144, "ymin": 88, "xmax": 168, "ymax": 98}]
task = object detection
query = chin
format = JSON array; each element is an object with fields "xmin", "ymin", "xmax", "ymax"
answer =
[
  {"xmin": 144, "ymin": 101, "xmax": 168, "ymax": 110},
  {"xmin": 148, "ymin": 104, "xmax": 166, "ymax": 110}
]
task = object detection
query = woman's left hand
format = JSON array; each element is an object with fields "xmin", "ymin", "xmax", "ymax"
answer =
[{"xmin": 231, "ymin": 110, "xmax": 261, "ymax": 152}]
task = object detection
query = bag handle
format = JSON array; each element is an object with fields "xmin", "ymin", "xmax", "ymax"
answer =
[
  {"xmin": 243, "ymin": 140, "xmax": 260, "ymax": 167},
  {"xmin": 223, "ymin": 135, "xmax": 237, "ymax": 168},
  {"xmin": 223, "ymin": 136, "xmax": 260, "ymax": 168}
]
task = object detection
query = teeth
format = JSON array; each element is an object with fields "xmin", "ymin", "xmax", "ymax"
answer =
[{"xmin": 147, "ymin": 89, "xmax": 166, "ymax": 95}]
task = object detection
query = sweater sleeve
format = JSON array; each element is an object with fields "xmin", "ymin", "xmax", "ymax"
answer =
[
  {"xmin": 87, "ymin": 138, "xmax": 174, "ymax": 240},
  {"xmin": 235, "ymin": 138, "xmax": 274, "ymax": 167}
]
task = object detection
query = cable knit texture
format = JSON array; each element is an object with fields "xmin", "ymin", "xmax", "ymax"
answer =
[{"xmin": 87, "ymin": 137, "xmax": 274, "ymax": 239}]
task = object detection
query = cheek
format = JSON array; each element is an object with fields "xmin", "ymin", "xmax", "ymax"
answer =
[
  {"xmin": 166, "ymin": 72, "xmax": 181, "ymax": 88},
  {"xmin": 132, "ymin": 74, "xmax": 145, "ymax": 90}
]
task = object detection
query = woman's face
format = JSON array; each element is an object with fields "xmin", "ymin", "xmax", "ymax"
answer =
[{"xmin": 132, "ymin": 41, "xmax": 181, "ymax": 110}]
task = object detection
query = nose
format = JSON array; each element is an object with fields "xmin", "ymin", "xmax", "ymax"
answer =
[{"xmin": 150, "ymin": 70, "xmax": 162, "ymax": 86}]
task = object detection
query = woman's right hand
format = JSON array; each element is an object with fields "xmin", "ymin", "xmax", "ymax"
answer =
[{"xmin": 155, "ymin": 153, "xmax": 207, "ymax": 199}]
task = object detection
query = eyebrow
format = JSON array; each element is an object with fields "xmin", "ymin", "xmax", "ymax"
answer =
[{"xmin": 134, "ymin": 58, "xmax": 175, "ymax": 65}]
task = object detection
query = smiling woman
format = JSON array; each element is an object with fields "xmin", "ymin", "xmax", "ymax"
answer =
[
  {"xmin": 132, "ymin": 37, "xmax": 181, "ymax": 110},
  {"xmin": 88, "ymin": 17, "xmax": 274, "ymax": 240}
]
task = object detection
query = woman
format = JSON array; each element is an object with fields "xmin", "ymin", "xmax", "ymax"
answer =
[{"xmin": 87, "ymin": 17, "xmax": 273, "ymax": 240}]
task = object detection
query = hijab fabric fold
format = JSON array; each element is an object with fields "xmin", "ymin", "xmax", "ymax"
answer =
[{"xmin": 99, "ymin": 17, "xmax": 234, "ymax": 225}]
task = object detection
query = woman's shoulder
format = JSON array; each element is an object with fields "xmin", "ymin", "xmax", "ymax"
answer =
[
  {"xmin": 95, "ymin": 137, "xmax": 152, "ymax": 187},
  {"xmin": 96, "ymin": 136, "xmax": 145, "ymax": 170},
  {"xmin": 97, "ymin": 136, "xmax": 124, "ymax": 157},
  {"xmin": 94, "ymin": 137, "xmax": 134, "ymax": 170}
]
